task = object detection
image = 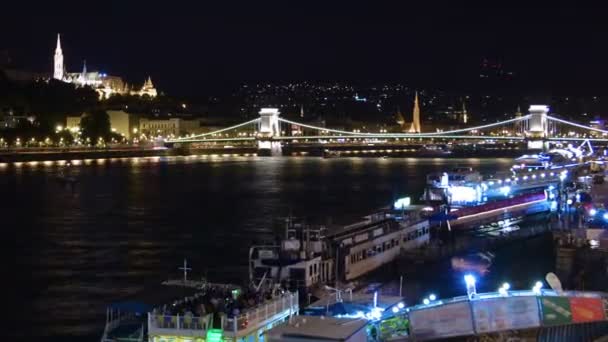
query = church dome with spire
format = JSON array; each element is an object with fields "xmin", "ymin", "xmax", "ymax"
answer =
[
  {"xmin": 132, "ymin": 76, "xmax": 158, "ymax": 98},
  {"xmin": 50, "ymin": 34, "xmax": 158, "ymax": 100}
]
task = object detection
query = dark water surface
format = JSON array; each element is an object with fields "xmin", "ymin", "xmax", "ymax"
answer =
[{"xmin": 2, "ymin": 156, "xmax": 538, "ymax": 340}]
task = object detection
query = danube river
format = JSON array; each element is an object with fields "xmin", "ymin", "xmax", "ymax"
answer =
[{"xmin": 2, "ymin": 156, "xmax": 553, "ymax": 340}]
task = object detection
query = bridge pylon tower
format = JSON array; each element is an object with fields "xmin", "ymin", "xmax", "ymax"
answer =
[
  {"xmin": 257, "ymin": 108, "xmax": 282, "ymax": 156},
  {"xmin": 525, "ymin": 105, "xmax": 549, "ymax": 149}
]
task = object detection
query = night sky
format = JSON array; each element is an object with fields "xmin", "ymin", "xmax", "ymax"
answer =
[{"xmin": 1, "ymin": 3, "xmax": 607, "ymax": 96}]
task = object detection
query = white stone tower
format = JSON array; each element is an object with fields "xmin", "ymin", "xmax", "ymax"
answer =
[
  {"xmin": 53, "ymin": 34, "xmax": 64, "ymax": 80},
  {"xmin": 259, "ymin": 108, "xmax": 281, "ymax": 137},
  {"xmin": 528, "ymin": 105, "xmax": 549, "ymax": 137},
  {"xmin": 257, "ymin": 108, "xmax": 282, "ymax": 156}
]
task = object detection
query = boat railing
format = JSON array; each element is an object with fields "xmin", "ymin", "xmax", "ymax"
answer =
[
  {"xmin": 409, "ymin": 290, "xmax": 608, "ymax": 312},
  {"xmin": 100, "ymin": 308, "xmax": 141, "ymax": 342},
  {"xmin": 222, "ymin": 291, "xmax": 299, "ymax": 333},
  {"xmin": 148, "ymin": 312, "xmax": 213, "ymax": 331}
]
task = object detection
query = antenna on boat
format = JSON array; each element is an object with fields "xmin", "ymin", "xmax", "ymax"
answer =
[{"xmin": 179, "ymin": 259, "xmax": 191, "ymax": 283}]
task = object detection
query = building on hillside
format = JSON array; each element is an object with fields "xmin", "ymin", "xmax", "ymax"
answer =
[
  {"xmin": 139, "ymin": 117, "xmax": 203, "ymax": 138},
  {"xmin": 52, "ymin": 34, "xmax": 158, "ymax": 100},
  {"xmin": 65, "ymin": 110, "xmax": 139, "ymax": 139},
  {"xmin": 132, "ymin": 77, "xmax": 158, "ymax": 98},
  {"xmin": 107, "ymin": 110, "xmax": 140, "ymax": 139},
  {"xmin": 66, "ymin": 111, "xmax": 204, "ymax": 140},
  {"xmin": 65, "ymin": 116, "xmax": 82, "ymax": 131},
  {"xmin": 0, "ymin": 109, "xmax": 35, "ymax": 129}
]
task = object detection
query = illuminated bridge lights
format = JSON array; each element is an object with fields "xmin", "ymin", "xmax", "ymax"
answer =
[{"xmin": 165, "ymin": 112, "xmax": 608, "ymax": 145}]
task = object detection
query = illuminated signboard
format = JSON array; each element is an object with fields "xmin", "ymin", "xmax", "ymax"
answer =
[
  {"xmin": 410, "ymin": 302, "xmax": 474, "ymax": 340},
  {"xmin": 206, "ymin": 329, "xmax": 224, "ymax": 342},
  {"xmin": 542, "ymin": 296, "xmax": 606, "ymax": 325},
  {"xmin": 569, "ymin": 297, "xmax": 606, "ymax": 323},
  {"xmin": 472, "ymin": 297, "xmax": 540, "ymax": 333},
  {"xmin": 541, "ymin": 297, "xmax": 573, "ymax": 326}
]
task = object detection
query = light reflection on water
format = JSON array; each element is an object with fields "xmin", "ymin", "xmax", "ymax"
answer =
[{"xmin": 2, "ymin": 156, "xmax": 514, "ymax": 339}]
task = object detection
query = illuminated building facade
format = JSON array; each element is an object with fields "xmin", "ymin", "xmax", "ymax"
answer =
[
  {"xmin": 139, "ymin": 117, "xmax": 202, "ymax": 138},
  {"xmin": 52, "ymin": 34, "xmax": 157, "ymax": 99},
  {"xmin": 66, "ymin": 111, "xmax": 139, "ymax": 139},
  {"xmin": 67, "ymin": 112, "xmax": 204, "ymax": 140}
]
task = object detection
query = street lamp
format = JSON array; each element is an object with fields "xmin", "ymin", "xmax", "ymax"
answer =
[
  {"xmin": 532, "ymin": 281, "xmax": 543, "ymax": 295},
  {"xmin": 464, "ymin": 274, "xmax": 477, "ymax": 299},
  {"xmin": 498, "ymin": 282, "xmax": 510, "ymax": 296}
]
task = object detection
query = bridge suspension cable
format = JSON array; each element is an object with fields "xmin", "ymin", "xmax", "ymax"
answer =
[
  {"xmin": 278, "ymin": 117, "xmax": 377, "ymax": 136},
  {"xmin": 279, "ymin": 115, "xmax": 529, "ymax": 137},
  {"xmin": 410, "ymin": 115, "xmax": 530, "ymax": 136},
  {"xmin": 167, "ymin": 118, "xmax": 261, "ymax": 142},
  {"xmin": 547, "ymin": 115, "xmax": 608, "ymax": 135}
]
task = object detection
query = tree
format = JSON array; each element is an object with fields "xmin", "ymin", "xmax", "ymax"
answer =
[{"xmin": 80, "ymin": 110, "xmax": 111, "ymax": 145}]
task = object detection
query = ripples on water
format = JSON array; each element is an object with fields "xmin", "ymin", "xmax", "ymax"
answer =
[{"xmin": 2, "ymin": 156, "xmax": 513, "ymax": 339}]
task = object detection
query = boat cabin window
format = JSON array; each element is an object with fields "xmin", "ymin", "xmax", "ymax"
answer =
[{"xmin": 427, "ymin": 174, "xmax": 441, "ymax": 182}]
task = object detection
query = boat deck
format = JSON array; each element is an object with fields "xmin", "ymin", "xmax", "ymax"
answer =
[{"xmin": 324, "ymin": 206, "xmax": 429, "ymax": 241}]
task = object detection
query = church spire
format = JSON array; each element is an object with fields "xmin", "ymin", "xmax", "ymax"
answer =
[
  {"xmin": 53, "ymin": 33, "xmax": 64, "ymax": 80},
  {"xmin": 410, "ymin": 91, "xmax": 422, "ymax": 133},
  {"xmin": 145, "ymin": 76, "xmax": 154, "ymax": 88},
  {"xmin": 78, "ymin": 60, "xmax": 88, "ymax": 85},
  {"xmin": 55, "ymin": 34, "xmax": 62, "ymax": 53}
]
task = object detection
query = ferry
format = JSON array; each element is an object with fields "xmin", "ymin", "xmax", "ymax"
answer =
[
  {"xmin": 422, "ymin": 167, "xmax": 483, "ymax": 202},
  {"xmin": 512, "ymin": 144, "xmax": 588, "ymax": 172},
  {"xmin": 445, "ymin": 190, "xmax": 549, "ymax": 230},
  {"xmin": 101, "ymin": 278, "xmax": 299, "ymax": 342},
  {"xmin": 418, "ymin": 144, "xmax": 452, "ymax": 157},
  {"xmin": 425, "ymin": 166, "xmax": 482, "ymax": 188},
  {"xmin": 249, "ymin": 201, "xmax": 431, "ymax": 290}
]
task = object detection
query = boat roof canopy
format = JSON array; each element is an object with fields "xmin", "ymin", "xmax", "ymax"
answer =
[{"xmin": 109, "ymin": 301, "xmax": 152, "ymax": 314}]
